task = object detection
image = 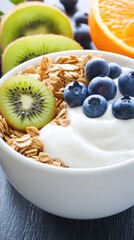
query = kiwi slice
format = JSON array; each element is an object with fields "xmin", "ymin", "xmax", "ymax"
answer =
[
  {"xmin": 2, "ymin": 34, "xmax": 82, "ymax": 73},
  {"xmin": 0, "ymin": 47, "xmax": 2, "ymax": 77},
  {"xmin": 0, "ymin": 75, "xmax": 55, "ymax": 131},
  {"xmin": 0, "ymin": 2, "xmax": 73, "ymax": 50},
  {"xmin": 10, "ymin": 0, "xmax": 25, "ymax": 4}
]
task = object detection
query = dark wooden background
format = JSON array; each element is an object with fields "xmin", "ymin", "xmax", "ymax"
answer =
[{"xmin": 0, "ymin": 0, "xmax": 134, "ymax": 239}]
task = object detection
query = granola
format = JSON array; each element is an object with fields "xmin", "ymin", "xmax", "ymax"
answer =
[{"xmin": 0, "ymin": 54, "xmax": 93, "ymax": 168}]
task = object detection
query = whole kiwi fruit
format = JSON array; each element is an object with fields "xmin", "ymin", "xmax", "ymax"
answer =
[
  {"xmin": 2, "ymin": 34, "xmax": 82, "ymax": 73},
  {"xmin": 0, "ymin": 2, "xmax": 73, "ymax": 50},
  {"xmin": 0, "ymin": 75, "xmax": 56, "ymax": 131}
]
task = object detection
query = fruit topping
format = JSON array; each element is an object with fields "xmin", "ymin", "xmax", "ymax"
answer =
[
  {"xmin": 112, "ymin": 96, "xmax": 134, "ymax": 120},
  {"xmin": 73, "ymin": 11, "xmax": 89, "ymax": 25},
  {"xmin": 0, "ymin": 75, "xmax": 55, "ymax": 131},
  {"xmin": 88, "ymin": 76, "xmax": 117, "ymax": 101},
  {"xmin": 118, "ymin": 70, "xmax": 134, "ymax": 97},
  {"xmin": 85, "ymin": 58, "xmax": 110, "ymax": 81},
  {"xmin": 108, "ymin": 62, "xmax": 122, "ymax": 79},
  {"xmin": 74, "ymin": 23, "xmax": 92, "ymax": 49},
  {"xmin": 64, "ymin": 81, "xmax": 88, "ymax": 108},
  {"xmin": 82, "ymin": 94, "xmax": 108, "ymax": 118}
]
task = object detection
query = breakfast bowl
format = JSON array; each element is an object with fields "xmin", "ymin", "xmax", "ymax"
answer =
[{"xmin": 0, "ymin": 50, "xmax": 134, "ymax": 219}]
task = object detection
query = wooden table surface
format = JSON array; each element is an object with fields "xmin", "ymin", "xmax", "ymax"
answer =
[{"xmin": 0, "ymin": 1, "xmax": 134, "ymax": 239}]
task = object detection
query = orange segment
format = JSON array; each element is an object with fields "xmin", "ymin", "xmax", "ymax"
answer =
[
  {"xmin": 123, "ymin": 21, "xmax": 134, "ymax": 47},
  {"xmin": 89, "ymin": 0, "xmax": 134, "ymax": 58}
]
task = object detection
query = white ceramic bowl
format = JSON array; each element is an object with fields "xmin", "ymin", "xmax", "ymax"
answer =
[{"xmin": 0, "ymin": 50, "xmax": 134, "ymax": 219}]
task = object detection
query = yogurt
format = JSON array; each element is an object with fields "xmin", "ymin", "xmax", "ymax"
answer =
[{"xmin": 39, "ymin": 68, "xmax": 134, "ymax": 168}]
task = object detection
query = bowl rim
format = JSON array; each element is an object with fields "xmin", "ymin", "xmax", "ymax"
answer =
[{"xmin": 0, "ymin": 49, "xmax": 134, "ymax": 173}]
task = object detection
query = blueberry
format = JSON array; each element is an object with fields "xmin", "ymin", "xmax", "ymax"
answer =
[
  {"xmin": 118, "ymin": 70, "xmax": 134, "ymax": 97},
  {"xmin": 82, "ymin": 94, "xmax": 108, "ymax": 118},
  {"xmin": 85, "ymin": 58, "xmax": 110, "ymax": 81},
  {"xmin": 74, "ymin": 11, "xmax": 89, "ymax": 25},
  {"xmin": 88, "ymin": 76, "xmax": 117, "ymax": 101},
  {"xmin": 64, "ymin": 81, "xmax": 88, "ymax": 107},
  {"xmin": 60, "ymin": 0, "xmax": 78, "ymax": 12},
  {"xmin": 112, "ymin": 96, "xmax": 134, "ymax": 120},
  {"xmin": 74, "ymin": 24, "xmax": 92, "ymax": 49},
  {"xmin": 108, "ymin": 62, "xmax": 122, "ymax": 79}
]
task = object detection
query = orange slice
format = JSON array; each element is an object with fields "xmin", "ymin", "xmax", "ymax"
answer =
[{"xmin": 89, "ymin": 0, "xmax": 134, "ymax": 58}]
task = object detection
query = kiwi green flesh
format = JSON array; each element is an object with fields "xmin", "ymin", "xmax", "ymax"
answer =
[
  {"xmin": 2, "ymin": 34, "xmax": 82, "ymax": 73},
  {"xmin": 0, "ymin": 48, "xmax": 2, "ymax": 77},
  {"xmin": 1, "ymin": 5, "xmax": 73, "ymax": 49},
  {"xmin": 0, "ymin": 75, "xmax": 55, "ymax": 131},
  {"xmin": 20, "ymin": 20, "xmax": 60, "ymax": 36},
  {"xmin": 24, "ymin": 24, "xmax": 51, "ymax": 36}
]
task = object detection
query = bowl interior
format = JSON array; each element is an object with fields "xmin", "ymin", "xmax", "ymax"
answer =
[{"xmin": 0, "ymin": 49, "xmax": 134, "ymax": 172}]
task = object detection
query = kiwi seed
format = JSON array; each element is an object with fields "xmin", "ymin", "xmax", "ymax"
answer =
[
  {"xmin": 2, "ymin": 34, "xmax": 82, "ymax": 74},
  {"xmin": 0, "ymin": 2, "xmax": 73, "ymax": 50},
  {"xmin": 0, "ymin": 75, "xmax": 55, "ymax": 131}
]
